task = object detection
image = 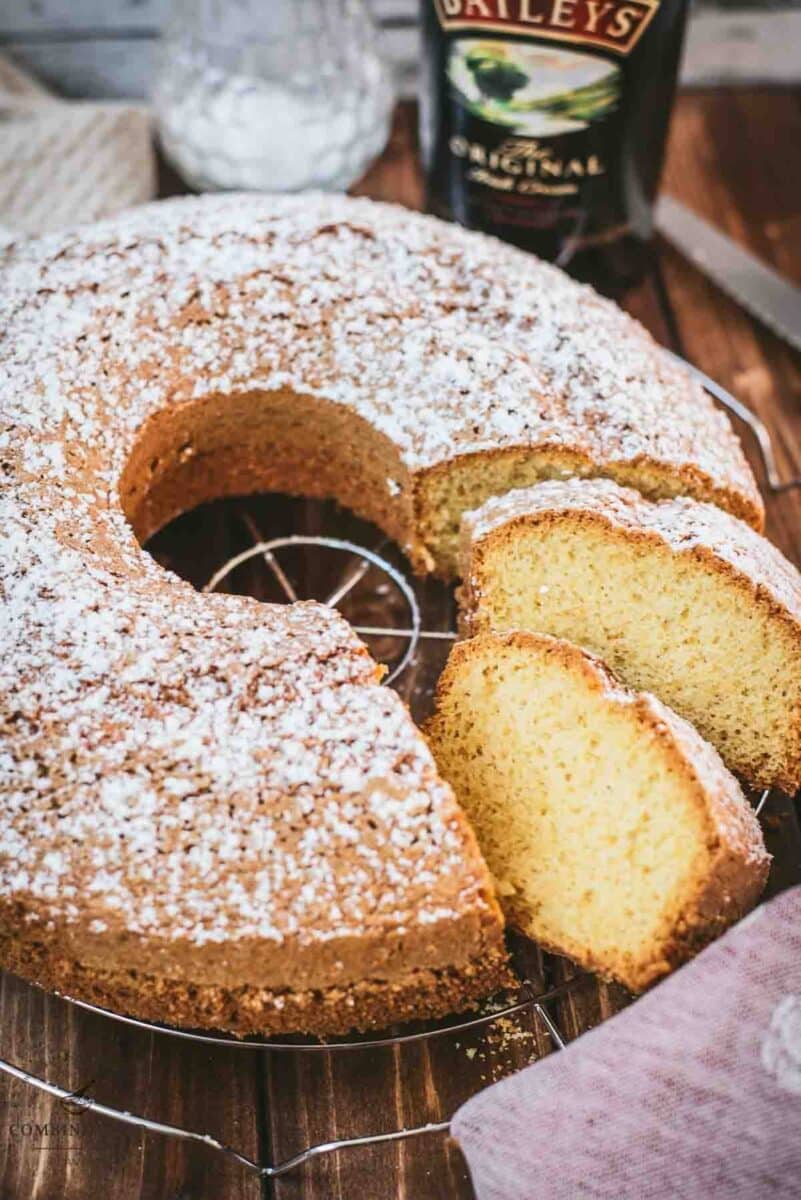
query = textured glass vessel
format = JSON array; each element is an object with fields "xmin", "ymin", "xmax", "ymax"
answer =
[{"xmin": 154, "ymin": 0, "xmax": 394, "ymax": 192}]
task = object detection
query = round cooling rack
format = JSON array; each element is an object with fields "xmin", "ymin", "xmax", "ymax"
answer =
[
  {"xmin": 202, "ymin": 532, "xmax": 458, "ymax": 683},
  {"xmin": 59, "ymin": 975, "xmax": 576, "ymax": 1053},
  {"xmin": 0, "ymin": 354, "xmax": 790, "ymax": 1180},
  {"xmin": 0, "ymin": 973, "xmax": 584, "ymax": 1180},
  {"xmin": 665, "ymin": 351, "xmax": 801, "ymax": 495}
]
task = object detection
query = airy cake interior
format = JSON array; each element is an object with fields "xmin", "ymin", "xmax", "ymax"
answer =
[
  {"xmin": 418, "ymin": 451, "xmax": 758, "ymax": 579},
  {"xmin": 427, "ymin": 633, "xmax": 735, "ymax": 991},
  {"xmin": 464, "ymin": 515, "xmax": 801, "ymax": 789}
]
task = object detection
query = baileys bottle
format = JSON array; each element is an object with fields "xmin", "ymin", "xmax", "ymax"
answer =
[{"xmin": 420, "ymin": 0, "xmax": 689, "ymax": 292}]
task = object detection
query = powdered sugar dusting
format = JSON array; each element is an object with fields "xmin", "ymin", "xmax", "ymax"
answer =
[
  {"xmin": 0, "ymin": 477, "xmax": 487, "ymax": 945},
  {"xmin": 462, "ymin": 478, "xmax": 800, "ymax": 623},
  {"xmin": 1, "ymin": 192, "xmax": 759, "ymax": 496},
  {"xmin": 0, "ymin": 194, "xmax": 760, "ymax": 953}
]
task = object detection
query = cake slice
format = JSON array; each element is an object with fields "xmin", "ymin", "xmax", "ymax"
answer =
[
  {"xmin": 426, "ymin": 631, "xmax": 770, "ymax": 992},
  {"xmin": 459, "ymin": 479, "xmax": 801, "ymax": 791}
]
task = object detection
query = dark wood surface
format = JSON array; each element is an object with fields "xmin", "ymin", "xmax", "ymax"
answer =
[{"xmin": 1, "ymin": 93, "xmax": 800, "ymax": 1200}]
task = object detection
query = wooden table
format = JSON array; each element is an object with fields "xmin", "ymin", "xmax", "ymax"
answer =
[{"xmin": 2, "ymin": 91, "xmax": 800, "ymax": 1200}]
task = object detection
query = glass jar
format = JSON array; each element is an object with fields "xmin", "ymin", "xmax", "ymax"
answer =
[{"xmin": 154, "ymin": 0, "xmax": 395, "ymax": 192}]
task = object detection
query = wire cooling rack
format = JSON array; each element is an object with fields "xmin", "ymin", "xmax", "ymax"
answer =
[
  {"xmin": 0, "ymin": 975, "xmax": 583, "ymax": 1180},
  {"xmin": 0, "ymin": 357, "xmax": 794, "ymax": 1180}
]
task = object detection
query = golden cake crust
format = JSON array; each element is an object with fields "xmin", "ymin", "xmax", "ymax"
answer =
[
  {"xmin": 0, "ymin": 900, "xmax": 511, "ymax": 1037},
  {"xmin": 0, "ymin": 513, "xmax": 508, "ymax": 1031}
]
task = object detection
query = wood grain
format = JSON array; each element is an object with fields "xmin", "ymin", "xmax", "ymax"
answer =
[
  {"xmin": 0, "ymin": 92, "xmax": 799, "ymax": 1200},
  {"xmin": 659, "ymin": 90, "xmax": 801, "ymax": 564},
  {"xmin": 0, "ymin": 974, "xmax": 262, "ymax": 1200}
]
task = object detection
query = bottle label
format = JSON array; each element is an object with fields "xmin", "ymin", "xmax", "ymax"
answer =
[
  {"xmin": 441, "ymin": 35, "xmax": 626, "ymax": 225},
  {"xmin": 433, "ymin": 0, "xmax": 660, "ymax": 57}
]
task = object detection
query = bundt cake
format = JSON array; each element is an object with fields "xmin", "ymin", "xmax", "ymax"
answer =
[
  {"xmin": 5, "ymin": 194, "xmax": 761, "ymax": 576},
  {"xmin": 426, "ymin": 632, "xmax": 770, "ymax": 993},
  {"xmin": 459, "ymin": 478, "xmax": 801, "ymax": 791},
  {"xmin": 0, "ymin": 192, "xmax": 764, "ymax": 1033}
]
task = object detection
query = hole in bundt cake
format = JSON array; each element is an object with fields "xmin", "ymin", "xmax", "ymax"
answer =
[
  {"xmin": 145, "ymin": 493, "xmax": 455, "ymax": 720},
  {"xmin": 118, "ymin": 373, "xmax": 764, "ymax": 585},
  {"xmin": 120, "ymin": 386, "xmax": 458, "ymax": 703},
  {"xmin": 119, "ymin": 387, "xmax": 420, "ymax": 565}
]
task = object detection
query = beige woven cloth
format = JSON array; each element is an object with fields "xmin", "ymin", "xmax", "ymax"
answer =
[{"xmin": 0, "ymin": 54, "xmax": 156, "ymax": 237}]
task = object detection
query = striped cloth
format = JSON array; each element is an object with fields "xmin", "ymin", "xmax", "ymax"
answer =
[{"xmin": 0, "ymin": 53, "xmax": 155, "ymax": 237}]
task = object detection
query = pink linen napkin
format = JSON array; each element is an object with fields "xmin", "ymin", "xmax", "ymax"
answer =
[{"xmin": 453, "ymin": 885, "xmax": 801, "ymax": 1199}]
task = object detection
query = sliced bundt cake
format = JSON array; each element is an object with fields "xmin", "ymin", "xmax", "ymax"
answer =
[
  {"xmin": 0, "ymin": 192, "xmax": 767, "ymax": 1033},
  {"xmin": 426, "ymin": 631, "xmax": 770, "ymax": 992},
  {"xmin": 459, "ymin": 479, "xmax": 801, "ymax": 791}
]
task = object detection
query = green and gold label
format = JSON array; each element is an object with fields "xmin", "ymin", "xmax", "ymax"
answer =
[{"xmin": 433, "ymin": 0, "xmax": 660, "ymax": 56}]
